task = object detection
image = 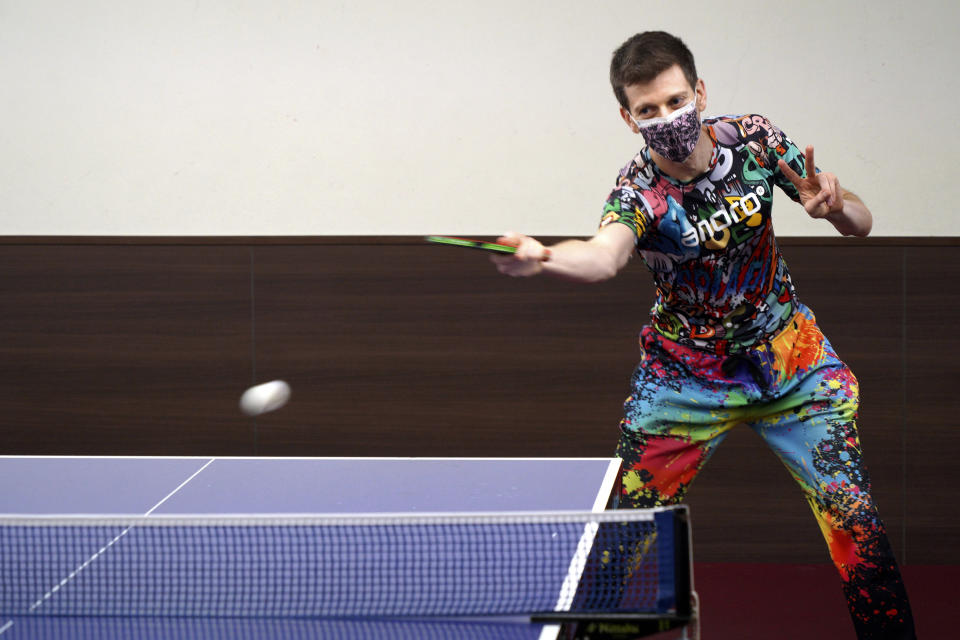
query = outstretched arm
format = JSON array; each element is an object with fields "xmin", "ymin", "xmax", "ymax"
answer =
[
  {"xmin": 778, "ymin": 145, "xmax": 872, "ymax": 237},
  {"xmin": 490, "ymin": 222, "xmax": 636, "ymax": 282}
]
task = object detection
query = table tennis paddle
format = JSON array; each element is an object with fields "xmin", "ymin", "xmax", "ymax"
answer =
[{"xmin": 425, "ymin": 236, "xmax": 551, "ymax": 261}]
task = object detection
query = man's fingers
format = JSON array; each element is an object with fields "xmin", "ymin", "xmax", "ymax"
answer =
[
  {"xmin": 496, "ymin": 232, "xmax": 522, "ymax": 247},
  {"xmin": 831, "ymin": 175, "xmax": 843, "ymax": 209},
  {"xmin": 817, "ymin": 173, "xmax": 836, "ymax": 207},
  {"xmin": 492, "ymin": 232, "xmax": 548, "ymax": 275},
  {"xmin": 817, "ymin": 173, "xmax": 843, "ymax": 209},
  {"xmin": 804, "ymin": 145, "xmax": 817, "ymax": 183},
  {"xmin": 515, "ymin": 238, "xmax": 548, "ymax": 262},
  {"xmin": 806, "ymin": 189, "xmax": 831, "ymax": 217},
  {"xmin": 491, "ymin": 252, "xmax": 543, "ymax": 276}
]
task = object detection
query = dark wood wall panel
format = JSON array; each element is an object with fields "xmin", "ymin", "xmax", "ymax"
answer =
[
  {"xmin": 904, "ymin": 246, "xmax": 960, "ymax": 564},
  {"xmin": 0, "ymin": 237, "xmax": 956, "ymax": 564},
  {"xmin": 250, "ymin": 245, "xmax": 650, "ymax": 457},
  {"xmin": 0, "ymin": 246, "xmax": 253, "ymax": 455}
]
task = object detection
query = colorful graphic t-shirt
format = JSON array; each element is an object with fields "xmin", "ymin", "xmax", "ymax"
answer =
[{"xmin": 602, "ymin": 114, "xmax": 809, "ymax": 355}]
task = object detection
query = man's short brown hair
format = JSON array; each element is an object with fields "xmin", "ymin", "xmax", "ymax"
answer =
[{"xmin": 610, "ymin": 31, "xmax": 698, "ymax": 110}]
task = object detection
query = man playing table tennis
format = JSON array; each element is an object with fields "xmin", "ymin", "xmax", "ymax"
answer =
[{"xmin": 492, "ymin": 31, "xmax": 914, "ymax": 639}]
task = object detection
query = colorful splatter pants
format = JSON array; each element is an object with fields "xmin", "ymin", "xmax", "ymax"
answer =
[{"xmin": 615, "ymin": 306, "xmax": 915, "ymax": 639}]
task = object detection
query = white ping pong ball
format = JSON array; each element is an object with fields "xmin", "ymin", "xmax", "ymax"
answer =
[{"xmin": 240, "ymin": 380, "xmax": 291, "ymax": 416}]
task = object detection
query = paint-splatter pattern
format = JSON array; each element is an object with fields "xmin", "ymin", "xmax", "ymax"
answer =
[{"xmin": 615, "ymin": 306, "xmax": 915, "ymax": 639}]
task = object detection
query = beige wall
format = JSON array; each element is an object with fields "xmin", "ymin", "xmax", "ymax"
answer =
[{"xmin": 2, "ymin": 0, "xmax": 957, "ymax": 236}]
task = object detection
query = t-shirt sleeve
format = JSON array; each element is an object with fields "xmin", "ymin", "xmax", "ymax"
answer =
[
  {"xmin": 737, "ymin": 114, "xmax": 814, "ymax": 204},
  {"xmin": 600, "ymin": 166, "xmax": 652, "ymax": 242}
]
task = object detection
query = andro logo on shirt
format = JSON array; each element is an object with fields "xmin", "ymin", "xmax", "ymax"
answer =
[{"xmin": 681, "ymin": 188, "xmax": 765, "ymax": 248}]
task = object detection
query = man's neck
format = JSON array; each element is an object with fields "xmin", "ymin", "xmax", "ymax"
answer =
[{"xmin": 650, "ymin": 125, "xmax": 713, "ymax": 183}]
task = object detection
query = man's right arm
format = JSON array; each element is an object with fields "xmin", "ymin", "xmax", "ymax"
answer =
[{"xmin": 491, "ymin": 223, "xmax": 636, "ymax": 282}]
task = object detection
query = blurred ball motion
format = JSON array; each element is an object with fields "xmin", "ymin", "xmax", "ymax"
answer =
[{"xmin": 240, "ymin": 380, "xmax": 291, "ymax": 416}]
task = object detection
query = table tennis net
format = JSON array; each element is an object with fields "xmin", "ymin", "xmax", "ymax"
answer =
[{"xmin": 0, "ymin": 508, "xmax": 688, "ymax": 620}]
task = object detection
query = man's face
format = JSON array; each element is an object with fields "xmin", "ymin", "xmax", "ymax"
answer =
[{"xmin": 619, "ymin": 64, "xmax": 705, "ymax": 132}]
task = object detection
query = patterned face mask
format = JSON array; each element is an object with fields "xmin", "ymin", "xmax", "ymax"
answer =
[{"xmin": 631, "ymin": 97, "xmax": 702, "ymax": 162}]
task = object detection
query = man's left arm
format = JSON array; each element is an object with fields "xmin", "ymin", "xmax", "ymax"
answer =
[
  {"xmin": 777, "ymin": 145, "xmax": 873, "ymax": 238},
  {"xmin": 825, "ymin": 189, "xmax": 872, "ymax": 237}
]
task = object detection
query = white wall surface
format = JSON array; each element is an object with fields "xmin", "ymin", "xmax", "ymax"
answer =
[{"xmin": 1, "ymin": 0, "xmax": 957, "ymax": 236}]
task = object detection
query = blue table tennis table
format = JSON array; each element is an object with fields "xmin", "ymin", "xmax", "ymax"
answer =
[{"xmin": 0, "ymin": 456, "xmax": 694, "ymax": 640}]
